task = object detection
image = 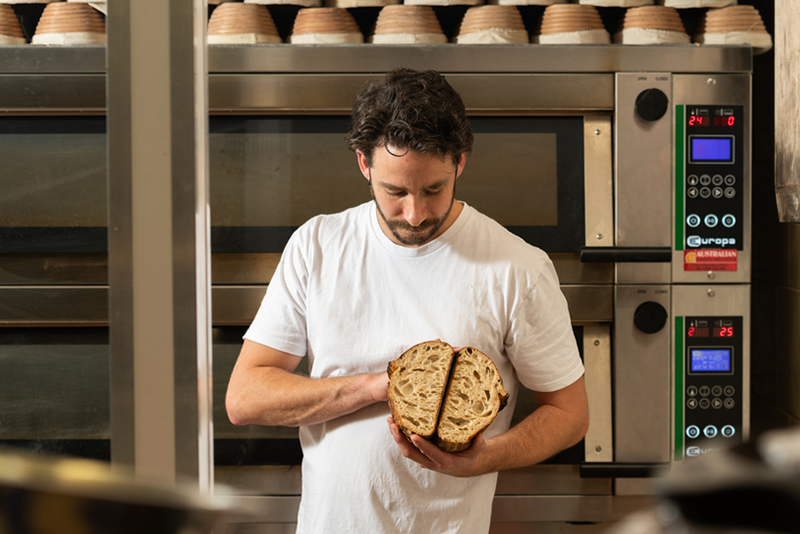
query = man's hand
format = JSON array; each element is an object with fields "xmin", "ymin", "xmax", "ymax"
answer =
[
  {"xmin": 386, "ymin": 376, "xmax": 589, "ymax": 477},
  {"xmin": 387, "ymin": 417, "xmax": 486, "ymax": 478},
  {"xmin": 370, "ymin": 372, "xmax": 390, "ymax": 402}
]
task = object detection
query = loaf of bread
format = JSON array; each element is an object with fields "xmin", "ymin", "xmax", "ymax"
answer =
[{"xmin": 388, "ymin": 341, "xmax": 509, "ymax": 452}]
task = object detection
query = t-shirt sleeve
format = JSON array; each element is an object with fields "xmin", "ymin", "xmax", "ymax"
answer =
[
  {"xmin": 506, "ymin": 257, "xmax": 585, "ymax": 392},
  {"xmin": 243, "ymin": 229, "xmax": 309, "ymax": 357}
]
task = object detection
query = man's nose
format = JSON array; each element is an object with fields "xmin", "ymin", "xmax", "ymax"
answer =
[{"xmin": 404, "ymin": 195, "xmax": 427, "ymax": 227}]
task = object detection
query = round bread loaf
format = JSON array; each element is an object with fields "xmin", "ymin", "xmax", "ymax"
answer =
[{"xmin": 388, "ymin": 340, "xmax": 508, "ymax": 452}]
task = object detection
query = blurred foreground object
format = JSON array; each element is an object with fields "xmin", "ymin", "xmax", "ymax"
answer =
[
  {"xmin": 0, "ymin": 449, "xmax": 238, "ymax": 534},
  {"xmin": 607, "ymin": 428, "xmax": 800, "ymax": 534}
]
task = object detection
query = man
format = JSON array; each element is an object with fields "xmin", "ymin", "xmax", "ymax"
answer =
[{"xmin": 226, "ymin": 68, "xmax": 589, "ymax": 534}]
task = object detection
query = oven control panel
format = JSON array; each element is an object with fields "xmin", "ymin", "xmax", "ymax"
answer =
[
  {"xmin": 682, "ymin": 105, "xmax": 744, "ymax": 270},
  {"xmin": 681, "ymin": 315, "xmax": 744, "ymax": 458}
]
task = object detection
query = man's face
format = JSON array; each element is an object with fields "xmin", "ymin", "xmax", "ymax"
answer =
[{"xmin": 358, "ymin": 147, "xmax": 465, "ymax": 247}]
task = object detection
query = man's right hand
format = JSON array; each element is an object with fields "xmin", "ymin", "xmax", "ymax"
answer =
[{"xmin": 368, "ymin": 371, "xmax": 390, "ymax": 403}]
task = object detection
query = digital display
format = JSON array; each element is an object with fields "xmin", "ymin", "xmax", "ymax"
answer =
[
  {"xmin": 690, "ymin": 137, "xmax": 733, "ymax": 163},
  {"xmin": 687, "ymin": 326, "xmax": 709, "ymax": 338},
  {"xmin": 690, "ymin": 349, "xmax": 732, "ymax": 373},
  {"xmin": 687, "ymin": 326, "xmax": 734, "ymax": 338},
  {"xmin": 714, "ymin": 326, "xmax": 734, "ymax": 337},
  {"xmin": 688, "ymin": 116, "xmax": 736, "ymax": 127}
]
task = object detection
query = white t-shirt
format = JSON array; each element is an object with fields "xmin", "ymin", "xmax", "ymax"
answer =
[{"xmin": 244, "ymin": 201, "xmax": 584, "ymax": 534}]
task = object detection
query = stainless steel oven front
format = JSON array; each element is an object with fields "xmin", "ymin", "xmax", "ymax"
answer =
[{"xmin": 0, "ymin": 44, "xmax": 752, "ymax": 532}]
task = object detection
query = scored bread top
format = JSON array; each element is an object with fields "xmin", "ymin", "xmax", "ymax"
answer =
[
  {"xmin": 388, "ymin": 340, "xmax": 455, "ymax": 441},
  {"xmin": 435, "ymin": 347, "xmax": 509, "ymax": 453}
]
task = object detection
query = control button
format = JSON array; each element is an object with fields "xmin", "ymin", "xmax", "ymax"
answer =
[
  {"xmin": 724, "ymin": 386, "xmax": 735, "ymax": 397},
  {"xmin": 704, "ymin": 425, "xmax": 718, "ymax": 438},
  {"xmin": 635, "ymin": 88, "xmax": 670, "ymax": 121},
  {"xmin": 722, "ymin": 425, "xmax": 736, "ymax": 438},
  {"xmin": 712, "ymin": 187, "xmax": 724, "ymax": 199},
  {"xmin": 725, "ymin": 187, "xmax": 736, "ymax": 199},
  {"xmin": 699, "ymin": 386, "xmax": 711, "ymax": 397},
  {"xmin": 705, "ymin": 214, "xmax": 719, "ymax": 228},
  {"xmin": 687, "ymin": 214, "xmax": 702, "ymax": 228},
  {"xmin": 688, "ymin": 187, "xmax": 699, "ymax": 199},
  {"xmin": 712, "ymin": 386, "xmax": 723, "ymax": 397},
  {"xmin": 687, "ymin": 398, "xmax": 698, "ymax": 410},
  {"xmin": 700, "ymin": 187, "xmax": 711, "ymax": 199},
  {"xmin": 687, "ymin": 425, "xmax": 701, "ymax": 439},
  {"xmin": 700, "ymin": 174, "xmax": 712, "ymax": 186},
  {"xmin": 688, "ymin": 175, "xmax": 699, "ymax": 186},
  {"xmin": 712, "ymin": 397, "xmax": 723, "ymax": 409},
  {"xmin": 722, "ymin": 214, "xmax": 737, "ymax": 228},
  {"xmin": 633, "ymin": 301, "xmax": 668, "ymax": 334},
  {"xmin": 687, "ymin": 386, "xmax": 698, "ymax": 397},
  {"xmin": 725, "ymin": 175, "xmax": 736, "ymax": 186},
  {"xmin": 724, "ymin": 398, "xmax": 736, "ymax": 409},
  {"xmin": 700, "ymin": 398, "xmax": 711, "ymax": 409},
  {"xmin": 712, "ymin": 174, "xmax": 724, "ymax": 186}
]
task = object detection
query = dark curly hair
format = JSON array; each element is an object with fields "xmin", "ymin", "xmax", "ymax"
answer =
[{"xmin": 346, "ymin": 69, "xmax": 474, "ymax": 167}]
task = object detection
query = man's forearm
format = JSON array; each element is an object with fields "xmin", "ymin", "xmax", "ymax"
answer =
[
  {"xmin": 227, "ymin": 367, "xmax": 388, "ymax": 427},
  {"xmin": 473, "ymin": 402, "xmax": 589, "ymax": 475}
]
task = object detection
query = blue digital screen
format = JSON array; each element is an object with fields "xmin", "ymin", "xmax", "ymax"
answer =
[
  {"xmin": 690, "ymin": 349, "xmax": 732, "ymax": 373},
  {"xmin": 691, "ymin": 137, "xmax": 733, "ymax": 162}
]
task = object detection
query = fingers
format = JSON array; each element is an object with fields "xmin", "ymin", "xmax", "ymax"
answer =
[
  {"xmin": 386, "ymin": 417, "xmax": 483, "ymax": 477},
  {"xmin": 387, "ymin": 417, "xmax": 436, "ymax": 469},
  {"xmin": 410, "ymin": 434, "xmax": 449, "ymax": 468}
]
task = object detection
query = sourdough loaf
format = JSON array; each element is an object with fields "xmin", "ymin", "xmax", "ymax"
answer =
[{"xmin": 388, "ymin": 341, "xmax": 508, "ymax": 452}]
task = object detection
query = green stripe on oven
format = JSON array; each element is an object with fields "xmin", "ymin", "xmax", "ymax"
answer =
[
  {"xmin": 674, "ymin": 315, "xmax": 684, "ymax": 462},
  {"xmin": 675, "ymin": 105, "xmax": 685, "ymax": 251}
]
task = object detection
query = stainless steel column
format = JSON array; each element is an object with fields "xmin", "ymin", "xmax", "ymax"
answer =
[{"xmin": 107, "ymin": 0, "xmax": 212, "ymax": 490}]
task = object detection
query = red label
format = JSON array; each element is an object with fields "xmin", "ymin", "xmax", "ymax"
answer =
[{"xmin": 684, "ymin": 249, "xmax": 738, "ymax": 271}]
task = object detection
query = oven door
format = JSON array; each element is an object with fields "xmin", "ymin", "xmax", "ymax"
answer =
[{"xmin": 208, "ymin": 111, "xmax": 613, "ymax": 323}]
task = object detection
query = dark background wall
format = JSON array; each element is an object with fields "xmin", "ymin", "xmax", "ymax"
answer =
[{"xmin": 745, "ymin": 0, "xmax": 800, "ymax": 436}]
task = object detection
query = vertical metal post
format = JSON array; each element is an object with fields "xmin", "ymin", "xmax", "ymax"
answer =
[{"xmin": 107, "ymin": 0, "xmax": 212, "ymax": 491}]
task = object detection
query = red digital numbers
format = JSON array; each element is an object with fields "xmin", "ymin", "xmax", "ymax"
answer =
[
  {"xmin": 689, "ymin": 115, "xmax": 735, "ymax": 127},
  {"xmin": 688, "ymin": 326, "xmax": 710, "ymax": 338},
  {"xmin": 714, "ymin": 326, "xmax": 734, "ymax": 337}
]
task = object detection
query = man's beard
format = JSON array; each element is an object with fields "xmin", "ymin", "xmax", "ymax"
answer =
[{"xmin": 370, "ymin": 183, "xmax": 456, "ymax": 247}]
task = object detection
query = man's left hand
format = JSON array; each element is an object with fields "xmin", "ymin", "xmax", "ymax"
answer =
[{"xmin": 387, "ymin": 417, "xmax": 486, "ymax": 477}]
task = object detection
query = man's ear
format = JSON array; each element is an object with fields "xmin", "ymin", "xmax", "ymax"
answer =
[
  {"xmin": 356, "ymin": 150, "xmax": 371, "ymax": 181},
  {"xmin": 455, "ymin": 153, "xmax": 467, "ymax": 180}
]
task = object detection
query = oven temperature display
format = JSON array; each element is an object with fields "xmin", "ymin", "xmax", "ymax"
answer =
[
  {"xmin": 687, "ymin": 325, "xmax": 735, "ymax": 338},
  {"xmin": 688, "ymin": 115, "xmax": 736, "ymax": 127}
]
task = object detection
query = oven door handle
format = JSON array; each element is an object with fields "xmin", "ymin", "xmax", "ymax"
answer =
[
  {"xmin": 579, "ymin": 246, "xmax": 672, "ymax": 263},
  {"xmin": 580, "ymin": 462, "xmax": 670, "ymax": 478}
]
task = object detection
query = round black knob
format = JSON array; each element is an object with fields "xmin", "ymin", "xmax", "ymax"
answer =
[
  {"xmin": 634, "ymin": 301, "xmax": 668, "ymax": 334},
  {"xmin": 635, "ymin": 88, "xmax": 669, "ymax": 122}
]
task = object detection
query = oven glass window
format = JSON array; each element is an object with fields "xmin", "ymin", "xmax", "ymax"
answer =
[
  {"xmin": 0, "ymin": 117, "xmax": 107, "ymax": 254},
  {"xmin": 209, "ymin": 116, "xmax": 584, "ymax": 253},
  {"xmin": 0, "ymin": 328, "xmax": 110, "ymax": 460}
]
